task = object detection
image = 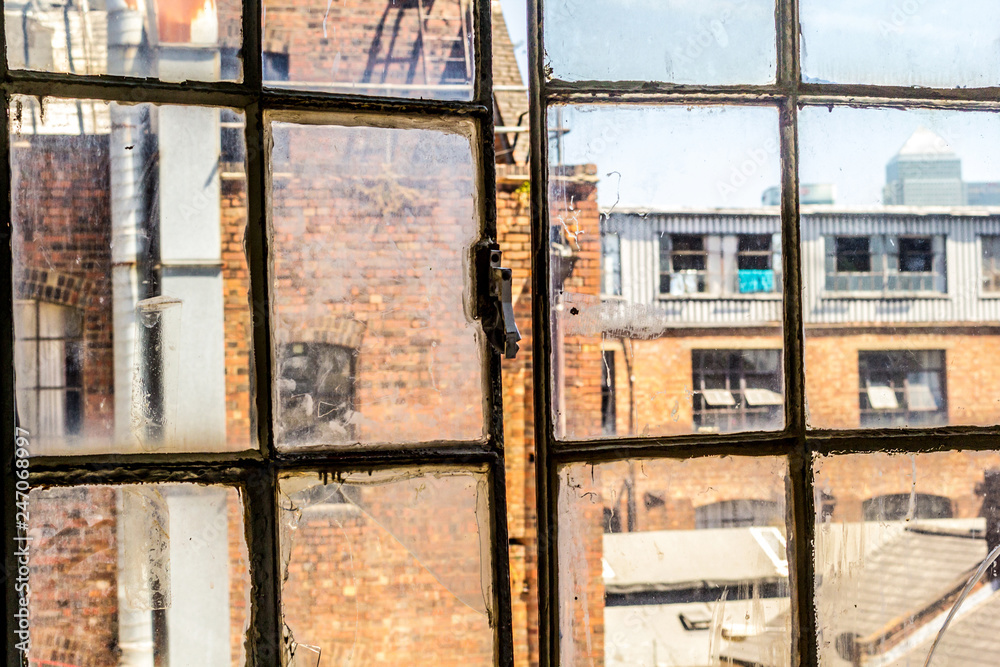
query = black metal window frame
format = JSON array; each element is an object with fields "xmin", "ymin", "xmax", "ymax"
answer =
[
  {"xmin": 527, "ymin": 1, "xmax": 1000, "ymax": 666},
  {"xmin": 0, "ymin": 2, "xmax": 515, "ymax": 666}
]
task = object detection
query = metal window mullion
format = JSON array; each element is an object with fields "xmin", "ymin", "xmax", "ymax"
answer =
[
  {"xmin": 527, "ymin": 0, "xmax": 559, "ymax": 664},
  {"xmin": 0, "ymin": 88, "xmax": 20, "ymax": 667}
]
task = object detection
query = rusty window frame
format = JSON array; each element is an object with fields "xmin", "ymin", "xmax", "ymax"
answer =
[
  {"xmin": 526, "ymin": 1, "xmax": 1000, "ymax": 666},
  {"xmin": 0, "ymin": 1, "xmax": 515, "ymax": 665}
]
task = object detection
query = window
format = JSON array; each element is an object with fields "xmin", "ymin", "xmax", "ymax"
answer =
[
  {"xmin": 600, "ymin": 350, "xmax": 616, "ymax": 435},
  {"xmin": 861, "ymin": 493, "xmax": 953, "ymax": 521},
  {"xmin": 4, "ymin": 1, "xmax": 511, "ymax": 665},
  {"xmin": 859, "ymin": 351, "xmax": 947, "ymax": 428},
  {"xmin": 983, "ymin": 235, "xmax": 1000, "ymax": 292},
  {"xmin": 535, "ymin": 4, "xmax": 1000, "ymax": 666},
  {"xmin": 695, "ymin": 499, "xmax": 783, "ymax": 529},
  {"xmin": 13, "ymin": 300, "xmax": 84, "ymax": 446},
  {"xmin": 692, "ymin": 350, "xmax": 783, "ymax": 434},
  {"xmin": 826, "ymin": 234, "xmax": 946, "ymax": 292},
  {"xmin": 601, "ymin": 230, "xmax": 622, "ymax": 296},
  {"xmin": 660, "ymin": 233, "xmax": 708, "ymax": 294},
  {"xmin": 835, "ymin": 236, "xmax": 871, "ymax": 273},
  {"xmin": 276, "ymin": 342, "xmax": 356, "ymax": 442},
  {"xmin": 659, "ymin": 233, "xmax": 780, "ymax": 296}
]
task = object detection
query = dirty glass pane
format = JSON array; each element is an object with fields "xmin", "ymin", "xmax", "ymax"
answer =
[
  {"xmin": 799, "ymin": 107, "xmax": 1000, "ymax": 430},
  {"xmin": 26, "ymin": 484, "xmax": 249, "ymax": 666},
  {"xmin": 4, "ymin": 0, "xmax": 243, "ymax": 82},
  {"xmin": 10, "ymin": 97, "xmax": 255, "ymax": 455},
  {"xmin": 559, "ymin": 457, "xmax": 790, "ymax": 667},
  {"xmin": 814, "ymin": 451, "xmax": 1000, "ymax": 665},
  {"xmin": 543, "ymin": 0, "xmax": 776, "ymax": 84},
  {"xmin": 548, "ymin": 104, "xmax": 784, "ymax": 440},
  {"xmin": 261, "ymin": 0, "xmax": 474, "ymax": 100},
  {"xmin": 800, "ymin": 0, "xmax": 1000, "ymax": 89},
  {"xmin": 279, "ymin": 469, "xmax": 494, "ymax": 665},
  {"xmin": 268, "ymin": 117, "xmax": 484, "ymax": 448}
]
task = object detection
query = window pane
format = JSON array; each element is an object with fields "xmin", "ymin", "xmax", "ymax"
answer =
[
  {"xmin": 279, "ymin": 469, "xmax": 494, "ymax": 665},
  {"xmin": 801, "ymin": 0, "xmax": 1000, "ymax": 88},
  {"xmin": 814, "ymin": 451, "xmax": 1000, "ymax": 665},
  {"xmin": 27, "ymin": 484, "xmax": 249, "ymax": 666},
  {"xmin": 10, "ymin": 97, "xmax": 255, "ymax": 455},
  {"xmin": 543, "ymin": 0, "xmax": 776, "ymax": 85},
  {"xmin": 268, "ymin": 117, "xmax": 484, "ymax": 448},
  {"xmin": 4, "ymin": 0, "xmax": 243, "ymax": 82},
  {"xmin": 261, "ymin": 0, "xmax": 474, "ymax": 100},
  {"xmin": 548, "ymin": 105, "xmax": 784, "ymax": 439},
  {"xmin": 559, "ymin": 457, "xmax": 790, "ymax": 667},
  {"xmin": 800, "ymin": 107, "xmax": 1000, "ymax": 429}
]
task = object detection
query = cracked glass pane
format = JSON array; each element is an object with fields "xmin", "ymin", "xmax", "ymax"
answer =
[
  {"xmin": 543, "ymin": 0, "xmax": 776, "ymax": 84},
  {"xmin": 268, "ymin": 117, "xmax": 485, "ymax": 449},
  {"xmin": 801, "ymin": 0, "xmax": 1000, "ymax": 88},
  {"xmin": 278, "ymin": 468, "xmax": 494, "ymax": 665},
  {"xmin": 10, "ymin": 96, "xmax": 255, "ymax": 455},
  {"xmin": 547, "ymin": 104, "xmax": 785, "ymax": 440},
  {"xmin": 813, "ymin": 451, "xmax": 1000, "ymax": 666},
  {"xmin": 799, "ymin": 107, "xmax": 1000, "ymax": 430},
  {"xmin": 4, "ymin": 0, "xmax": 244, "ymax": 82},
  {"xmin": 559, "ymin": 457, "xmax": 791, "ymax": 667},
  {"xmin": 25, "ymin": 484, "xmax": 249, "ymax": 667},
  {"xmin": 261, "ymin": 0, "xmax": 475, "ymax": 99}
]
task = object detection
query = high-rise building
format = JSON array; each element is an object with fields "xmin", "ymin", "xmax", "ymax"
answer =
[{"xmin": 883, "ymin": 126, "xmax": 965, "ymax": 206}]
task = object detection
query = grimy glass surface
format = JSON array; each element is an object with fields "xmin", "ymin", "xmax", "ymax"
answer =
[
  {"xmin": 261, "ymin": 0, "xmax": 474, "ymax": 100},
  {"xmin": 800, "ymin": 0, "xmax": 1000, "ymax": 89},
  {"xmin": 548, "ymin": 104, "xmax": 784, "ymax": 440},
  {"xmin": 799, "ymin": 107, "xmax": 1000, "ymax": 430},
  {"xmin": 4, "ymin": 0, "xmax": 244, "ymax": 82},
  {"xmin": 268, "ymin": 118, "xmax": 485, "ymax": 449},
  {"xmin": 279, "ymin": 469, "xmax": 494, "ymax": 665},
  {"xmin": 559, "ymin": 457, "xmax": 790, "ymax": 667},
  {"xmin": 26, "ymin": 484, "xmax": 249, "ymax": 666},
  {"xmin": 10, "ymin": 96, "xmax": 255, "ymax": 455},
  {"xmin": 543, "ymin": 0, "xmax": 776, "ymax": 84},
  {"xmin": 814, "ymin": 451, "xmax": 1000, "ymax": 666}
]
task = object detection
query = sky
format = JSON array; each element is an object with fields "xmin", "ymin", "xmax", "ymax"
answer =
[{"xmin": 496, "ymin": 0, "xmax": 1000, "ymax": 209}]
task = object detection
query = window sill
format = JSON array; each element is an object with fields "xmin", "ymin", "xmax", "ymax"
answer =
[
  {"xmin": 821, "ymin": 292, "xmax": 949, "ymax": 300},
  {"xmin": 656, "ymin": 293, "xmax": 783, "ymax": 301}
]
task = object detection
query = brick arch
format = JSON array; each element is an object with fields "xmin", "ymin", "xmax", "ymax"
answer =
[
  {"xmin": 15, "ymin": 267, "xmax": 94, "ymax": 308},
  {"xmin": 281, "ymin": 316, "xmax": 367, "ymax": 350}
]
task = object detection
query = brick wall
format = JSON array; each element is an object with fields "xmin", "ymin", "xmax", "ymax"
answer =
[
  {"xmin": 27, "ymin": 487, "xmax": 120, "ymax": 667},
  {"xmin": 11, "ymin": 135, "xmax": 115, "ymax": 448},
  {"xmin": 805, "ymin": 328, "xmax": 1000, "ymax": 430}
]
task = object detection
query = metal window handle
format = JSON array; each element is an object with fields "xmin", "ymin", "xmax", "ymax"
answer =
[{"xmin": 478, "ymin": 244, "xmax": 521, "ymax": 359}]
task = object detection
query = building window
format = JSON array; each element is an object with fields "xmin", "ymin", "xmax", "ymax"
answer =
[
  {"xmin": 659, "ymin": 233, "xmax": 780, "ymax": 296},
  {"xmin": 13, "ymin": 301, "xmax": 84, "ymax": 442},
  {"xmin": 826, "ymin": 234, "xmax": 946, "ymax": 293},
  {"xmin": 277, "ymin": 343, "xmax": 356, "ymax": 442},
  {"xmin": 692, "ymin": 350, "xmax": 783, "ymax": 434},
  {"xmin": 695, "ymin": 499, "xmax": 783, "ymax": 529},
  {"xmin": 601, "ymin": 230, "xmax": 622, "ymax": 296},
  {"xmin": 982, "ymin": 235, "xmax": 1000, "ymax": 292},
  {"xmin": 736, "ymin": 234, "xmax": 776, "ymax": 294},
  {"xmin": 862, "ymin": 493, "xmax": 953, "ymax": 521},
  {"xmin": 859, "ymin": 350, "xmax": 947, "ymax": 427},
  {"xmin": 660, "ymin": 234, "xmax": 708, "ymax": 294},
  {"xmin": 601, "ymin": 351, "xmax": 616, "ymax": 435},
  {"xmin": 835, "ymin": 236, "xmax": 871, "ymax": 273}
]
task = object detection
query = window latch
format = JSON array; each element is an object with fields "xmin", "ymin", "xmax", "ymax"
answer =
[{"xmin": 476, "ymin": 243, "xmax": 521, "ymax": 359}]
